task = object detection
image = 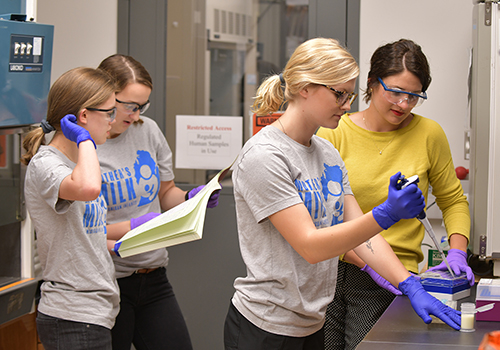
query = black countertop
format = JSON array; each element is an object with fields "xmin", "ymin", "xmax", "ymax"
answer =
[{"xmin": 357, "ymin": 285, "xmax": 500, "ymax": 349}]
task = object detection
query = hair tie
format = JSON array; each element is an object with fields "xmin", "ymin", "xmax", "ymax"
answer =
[
  {"xmin": 279, "ymin": 73, "xmax": 285, "ymax": 85},
  {"xmin": 40, "ymin": 119, "xmax": 55, "ymax": 134}
]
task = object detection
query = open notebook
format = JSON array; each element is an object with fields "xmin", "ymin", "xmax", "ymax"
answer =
[{"xmin": 113, "ymin": 164, "xmax": 232, "ymax": 258}]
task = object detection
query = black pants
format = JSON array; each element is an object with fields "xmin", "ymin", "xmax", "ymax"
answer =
[
  {"xmin": 224, "ymin": 301, "xmax": 324, "ymax": 350},
  {"xmin": 37, "ymin": 312, "xmax": 112, "ymax": 350},
  {"xmin": 112, "ymin": 267, "xmax": 193, "ymax": 350}
]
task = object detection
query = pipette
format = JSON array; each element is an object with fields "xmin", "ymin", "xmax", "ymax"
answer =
[{"xmin": 397, "ymin": 175, "xmax": 456, "ymax": 278}]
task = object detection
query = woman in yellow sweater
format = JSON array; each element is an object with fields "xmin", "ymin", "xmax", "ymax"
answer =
[{"xmin": 316, "ymin": 39, "xmax": 472, "ymax": 350}]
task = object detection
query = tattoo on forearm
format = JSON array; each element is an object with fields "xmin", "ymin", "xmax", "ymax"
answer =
[{"xmin": 365, "ymin": 239, "xmax": 374, "ymax": 254}]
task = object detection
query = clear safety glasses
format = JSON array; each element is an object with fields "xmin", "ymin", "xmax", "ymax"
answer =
[
  {"xmin": 322, "ymin": 85, "xmax": 358, "ymax": 106},
  {"xmin": 86, "ymin": 107, "xmax": 117, "ymax": 122},
  {"xmin": 377, "ymin": 77, "xmax": 427, "ymax": 108},
  {"xmin": 116, "ymin": 98, "xmax": 151, "ymax": 115}
]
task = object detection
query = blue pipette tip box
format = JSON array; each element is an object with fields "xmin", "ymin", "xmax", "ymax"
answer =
[{"xmin": 419, "ymin": 270, "xmax": 470, "ymax": 300}]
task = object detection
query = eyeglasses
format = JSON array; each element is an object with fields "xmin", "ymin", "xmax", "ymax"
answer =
[
  {"xmin": 116, "ymin": 98, "xmax": 151, "ymax": 115},
  {"xmin": 322, "ymin": 85, "xmax": 358, "ymax": 106},
  {"xmin": 377, "ymin": 77, "xmax": 427, "ymax": 108},
  {"xmin": 86, "ymin": 107, "xmax": 116, "ymax": 122}
]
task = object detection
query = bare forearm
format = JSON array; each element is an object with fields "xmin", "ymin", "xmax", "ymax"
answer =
[
  {"xmin": 59, "ymin": 141, "xmax": 101, "ymax": 201},
  {"xmin": 314, "ymin": 213, "xmax": 383, "ymax": 262},
  {"xmin": 343, "ymin": 250, "xmax": 365, "ymax": 268},
  {"xmin": 107, "ymin": 220, "xmax": 131, "ymax": 241},
  {"xmin": 107, "ymin": 239, "xmax": 117, "ymax": 254},
  {"xmin": 270, "ymin": 194, "xmax": 386, "ymax": 264},
  {"xmin": 449, "ymin": 233, "xmax": 468, "ymax": 252},
  {"xmin": 353, "ymin": 234, "xmax": 410, "ymax": 287},
  {"xmin": 72, "ymin": 141, "xmax": 101, "ymax": 191},
  {"xmin": 158, "ymin": 181, "xmax": 187, "ymax": 211},
  {"xmin": 272, "ymin": 204, "xmax": 384, "ymax": 264}
]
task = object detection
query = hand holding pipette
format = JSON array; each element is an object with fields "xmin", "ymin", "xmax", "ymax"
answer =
[
  {"xmin": 396, "ymin": 175, "xmax": 456, "ymax": 278},
  {"xmin": 372, "ymin": 172, "xmax": 425, "ymax": 229}
]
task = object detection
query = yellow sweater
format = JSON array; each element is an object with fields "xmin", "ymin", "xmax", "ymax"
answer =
[{"xmin": 316, "ymin": 114, "xmax": 470, "ymax": 272}]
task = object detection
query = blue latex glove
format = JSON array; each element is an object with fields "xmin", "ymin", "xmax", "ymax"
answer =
[
  {"xmin": 372, "ymin": 172, "xmax": 425, "ymax": 229},
  {"xmin": 427, "ymin": 249, "xmax": 475, "ymax": 286},
  {"xmin": 60, "ymin": 114, "xmax": 96, "ymax": 148},
  {"xmin": 187, "ymin": 185, "xmax": 220, "ymax": 208},
  {"xmin": 130, "ymin": 212, "xmax": 161, "ymax": 230},
  {"xmin": 398, "ymin": 275, "xmax": 461, "ymax": 330},
  {"xmin": 361, "ymin": 265, "xmax": 402, "ymax": 295}
]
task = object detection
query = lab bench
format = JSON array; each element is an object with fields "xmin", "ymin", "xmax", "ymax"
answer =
[{"xmin": 358, "ymin": 284, "xmax": 500, "ymax": 349}]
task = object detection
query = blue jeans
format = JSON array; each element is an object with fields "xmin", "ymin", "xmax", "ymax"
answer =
[
  {"xmin": 112, "ymin": 267, "xmax": 193, "ymax": 350},
  {"xmin": 36, "ymin": 312, "xmax": 112, "ymax": 350}
]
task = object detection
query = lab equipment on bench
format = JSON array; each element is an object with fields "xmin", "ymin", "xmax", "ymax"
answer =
[
  {"xmin": 460, "ymin": 302, "xmax": 495, "ymax": 332},
  {"xmin": 475, "ymin": 278, "xmax": 500, "ymax": 322},
  {"xmin": 419, "ymin": 269, "xmax": 470, "ymax": 300},
  {"xmin": 397, "ymin": 174, "xmax": 455, "ymax": 278}
]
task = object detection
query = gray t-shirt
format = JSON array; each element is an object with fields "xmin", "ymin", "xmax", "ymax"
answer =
[
  {"xmin": 97, "ymin": 117, "xmax": 174, "ymax": 278},
  {"xmin": 231, "ymin": 125, "xmax": 352, "ymax": 337},
  {"xmin": 24, "ymin": 146, "xmax": 120, "ymax": 330}
]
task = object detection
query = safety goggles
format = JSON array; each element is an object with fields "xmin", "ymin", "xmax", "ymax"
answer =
[
  {"xmin": 116, "ymin": 98, "xmax": 151, "ymax": 115},
  {"xmin": 322, "ymin": 85, "xmax": 358, "ymax": 106},
  {"xmin": 377, "ymin": 77, "xmax": 427, "ymax": 108},
  {"xmin": 86, "ymin": 107, "xmax": 116, "ymax": 122}
]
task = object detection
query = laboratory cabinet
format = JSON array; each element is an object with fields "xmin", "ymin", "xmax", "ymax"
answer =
[
  {"xmin": 0, "ymin": 130, "xmax": 39, "ymax": 328},
  {"xmin": 0, "ymin": 130, "xmax": 41, "ymax": 348},
  {"xmin": 469, "ymin": 0, "xmax": 500, "ymax": 275},
  {"xmin": 0, "ymin": 13, "xmax": 53, "ymax": 348}
]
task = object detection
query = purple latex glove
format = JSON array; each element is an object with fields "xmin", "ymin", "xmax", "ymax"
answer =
[
  {"xmin": 60, "ymin": 114, "xmax": 96, "ymax": 148},
  {"xmin": 427, "ymin": 249, "xmax": 474, "ymax": 286},
  {"xmin": 187, "ymin": 185, "xmax": 220, "ymax": 208},
  {"xmin": 398, "ymin": 275, "xmax": 461, "ymax": 330},
  {"xmin": 361, "ymin": 265, "xmax": 402, "ymax": 295},
  {"xmin": 372, "ymin": 172, "xmax": 425, "ymax": 229},
  {"xmin": 130, "ymin": 212, "xmax": 161, "ymax": 230}
]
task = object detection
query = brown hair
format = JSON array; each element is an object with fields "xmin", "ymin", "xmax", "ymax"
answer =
[
  {"xmin": 98, "ymin": 54, "xmax": 153, "ymax": 93},
  {"xmin": 21, "ymin": 67, "xmax": 115, "ymax": 165},
  {"xmin": 98, "ymin": 54, "xmax": 153, "ymax": 125},
  {"xmin": 364, "ymin": 39, "xmax": 431, "ymax": 103},
  {"xmin": 252, "ymin": 38, "xmax": 359, "ymax": 116}
]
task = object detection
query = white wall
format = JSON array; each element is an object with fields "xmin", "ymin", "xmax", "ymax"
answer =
[
  {"xmin": 34, "ymin": 0, "xmax": 118, "ymax": 85},
  {"xmin": 359, "ymin": 0, "xmax": 473, "ymax": 169},
  {"xmin": 359, "ymin": 0, "xmax": 473, "ymax": 271}
]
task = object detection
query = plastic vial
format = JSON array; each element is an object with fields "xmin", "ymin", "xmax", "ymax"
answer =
[{"xmin": 461, "ymin": 302, "xmax": 476, "ymax": 332}]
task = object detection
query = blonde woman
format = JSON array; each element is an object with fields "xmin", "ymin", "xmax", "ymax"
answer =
[
  {"xmin": 22, "ymin": 67, "xmax": 119, "ymax": 350},
  {"xmin": 223, "ymin": 37, "xmax": 460, "ymax": 350}
]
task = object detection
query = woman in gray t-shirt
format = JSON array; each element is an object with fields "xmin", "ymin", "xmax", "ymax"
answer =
[
  {"xmin": 96, "ymin": 54, "xmax": 219, "ymax": 350},
  {"xmin": 224, "ymin": 37, "xmax": 461, "ymax": 350},
  {"xmin": 22, "ymin": 67, "xmax": 120, "ymax": 350}
]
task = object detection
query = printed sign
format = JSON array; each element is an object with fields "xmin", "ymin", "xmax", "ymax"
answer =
[
  {"xmin": 175, "ymin": 115, "xmax": 242, "ymax": 170},
  {"xmin": 252, "ymin": 112, "xmax": 283, "ymax": 135}
]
